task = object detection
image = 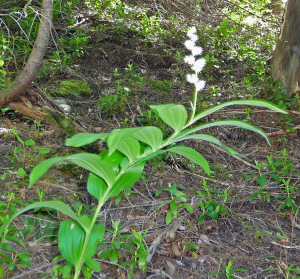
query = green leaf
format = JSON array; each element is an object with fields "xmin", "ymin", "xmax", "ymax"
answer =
[
  {"xmin": 118, "ymin": 137, "xmax": 140, "ymax": 161},
  {"xmin": 179, "ymin": 120, "xmax": 271, "ymax": 145},
  {"xmin": 66, "ymin": 154, "xmax": 116, "ymax": 186},
  {"xmin": 29, "ymin": 157, "xmax": 65, "ymax": 187},
  {"xmin": 132, "ymin": 126, "xmax": 163, "ymax": 150},
  {"xmin": 168, "ymin": 146, "xmax": 210, "ymax": 175},
  {"xmin": 109, "ymin": 249, "xmax": 119, "ymax": 264},
  {"xmin": 107, "ymin": 162, "xmax": 145, "ymax": 199},
  {"xmin": 107, "ymin": 128, "xmax": 141, "ymax": 155},
  {"xmin": 206, "ymin": 210, "xmax": 219, "ymax": 220},
  {"xmin": 0, "ymin": 201, "xmax": 85, "ymax": 237},
  {"xmin": 65, "ymin": 133, "xmax": 108, "ymax": 147},
  {"xmin": 166, "ymin": 211, "xmax": 173, "ymax": 224},
  {"xmin": 25, "ymin": 139, "xmax": 35, "ymax": 146},
  {"xmin": 29, "ymin": 154, "xmax": 116, "ymax": 188},
  {"xmin": 62, "ymin": 263, "xmax": 73, "ymax": 279},
  {"xmin": 85, "ymin": 258, "xmax": 101, "ymax": 272},
  {"xmin": 87, "ymin": 173, "xmax": 108, "ymax": 200},
  {"xmin": 58, "ymin": 220, "xmax": 85, "ymax": 265},
  {"xmin": 191, "ymin": 99, "xmax": 287, "ymax": 124},
  {"xmin": 0, "ymin": 265, "xmax": 4, "ymax": 278},
  {"xmin": 17, "ymin": 168, "xmax": 26, "ymax": 179},
  {"xmin": 170, "ymin": 200, "xmax": 178, "ymax": 216},
  {"xmin": 58, "ymin": 221, "xmax": 104, "ymax": 265},
  {"xmin": 173, "ymin": 134, "xmax": 238, "ymax": 155},
  {"xmin": 150, "ymin": 104, "xmax": 188, "ymax": 132},
  {"xmin": 181, "ymin": 204, "xmax": 194, "ymax": 213}
]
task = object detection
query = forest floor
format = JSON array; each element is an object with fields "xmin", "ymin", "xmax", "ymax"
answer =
[{"xmin": 0, "ymin": 1, "xmax": 300, "ymax": 278}]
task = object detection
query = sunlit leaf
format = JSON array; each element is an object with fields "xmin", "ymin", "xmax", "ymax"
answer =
[
  {"xmin": 150, "ymin": 104, "xmax": 188, "ymax": 132},
  {"xmin": 132, "ymin": 126, "xmax": 163, "ymax": 150},
  {"xmin": 118, "ymin": 137, "xmax": 140, "ymax": 161},
  {"xmin": 66, "ymin": 133, "xmax": 108, "ymax": 147},
  {"xmin": 107, "ymin": 128, "xmax": 141, "ymax": 155},
  {"xmin": 168, "ymin": 146, "xmax": 210, "ymax": 175}
]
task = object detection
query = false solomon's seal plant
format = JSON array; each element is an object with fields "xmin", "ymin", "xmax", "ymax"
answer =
[{"xmin": 0, "ymin": 27, "xmax": 286, "ymax": 278}]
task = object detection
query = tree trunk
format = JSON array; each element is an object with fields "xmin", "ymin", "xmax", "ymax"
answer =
[
  {"xmin": 271, "ymin": 0, "xmax": 300, "ymax": 96},
  {"xmin": 0, "ymin": 0, "xmax": 53, "ymax": 107}
]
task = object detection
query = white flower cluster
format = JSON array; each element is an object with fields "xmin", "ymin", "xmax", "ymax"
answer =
[{"xmin": 184, "ymin": 26, "xmax": 206, "ymax": 92}]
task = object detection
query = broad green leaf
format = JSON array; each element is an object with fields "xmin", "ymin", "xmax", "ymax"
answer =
[
  {"xmin": 0, "ymin": 201, "xmax": 86, "ymax": 237},
  {"xmin": 58, "ymin": 221, "xmax": 105, "ymax": 266},
  {"xmin": 65, "ymin": 133, "xmax": 108, "ymax": 147},
  {"xmin": 173, "ymin": 134, "xmax": 238, "ymax": 155},
  {"xmin": 87, "ymin": 173, "xmax": 108, "ymax": 200},
  {"xmin": 178, "ymin": 120, "xmax": 271, "ymax": 145},
  {"xmin": 191, "ymin": 99, "xmax": 287, "ymax": 124},
  {"xmin": 150, "ymin": 104, "xmax": 188, "ymax": 132},
  {"xmin": 107, "ymin": 162, "xmax": 145, "ymax": 199},
  {"xmin": 83, "ymin": 224, "xmax": 105, "ymax": 262},
  {"xmin": 58, "ymin": 220, "xmax": 85, "ymax": 265},
  {"xmin": 132, "ymin": 126, "xmax": 163, "ymax": 150},
  {"xmin": 29, "ymin": 154, "xmax": 116, "ymax": 188},
  {"xmin": 99, "ymin": 150, "xmax": 124, "ymax": 172},
  {"xmin": 66, "ymin": 154, "xmax": 116, "ymax": 186},
  {"xmin": 107, "ymin": 128, "xmax": 141, "ymax": 155},
  {"xmin": 117, "ymin": 137, "xmax": 140, "ymax": 161},
  {"xmin": 168, "ymin": 146, "xmax": 210, "ymax": 175}
]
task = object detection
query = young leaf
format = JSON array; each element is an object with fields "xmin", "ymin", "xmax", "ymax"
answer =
[
  {"xmin": 66, "ymin": 133, "xmax": 108, "ymax": 147},
  {"xmin": 168, "ymin": 146, "xmax": 210, "ymax": 175},
  {"xmin": 150, "ymin": 104, "xmax": 188, "ymax": 132},
  {"xmin": 132, "ymin": 126, "xmax": 163, "ymax": 150},
  {"xmin": 191, "ymin": 99, "xmax": 287, "ymax": 124}
]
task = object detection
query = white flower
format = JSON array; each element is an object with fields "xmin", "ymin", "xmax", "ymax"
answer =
[
  {"xmin": 191, "ymin": 46, "xmax": 203, "ymax": 56},
  {"xmin": 184, "ymin": 55, "xmax": 195, "ymax": 65},
  {"xmin": 191, "ymin": 58, "xmax": 206, "ymax": 73},
  {"xmin": 189, "ymin": 34, "xmax": 198, "ymax": 42},
  {"xmin": 195, "ymin": 80, "xmax": 206, "ymax": 91},
  {"xmin": 184, "ymin": 40, "xmax": 195, "ymax": 51},
  {"xmin": 187, "ymin": 26, "xmax": 196, "ymax": 38},
  {"xmin": 186, "ymin": 74, "xmax": 198, "ymax": 84}
]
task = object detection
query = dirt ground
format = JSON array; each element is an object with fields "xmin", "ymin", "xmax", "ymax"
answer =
[{"xmin": 0, "ymin": 2, "xmax": 299, "ymax": 279}]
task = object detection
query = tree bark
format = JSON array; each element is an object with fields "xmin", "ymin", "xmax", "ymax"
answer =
[
  {"xmin": 0, "ymin": 0, "xmax": 54, "ymax": 107},
  {"xmin": 271, "ymin": 0, "xmax": 300, "ymax": 96}
]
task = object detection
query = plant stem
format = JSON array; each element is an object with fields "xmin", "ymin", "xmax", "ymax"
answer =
[{"xmin": 73, "ymin": 191, "xmax": 109, "ymax": 279}]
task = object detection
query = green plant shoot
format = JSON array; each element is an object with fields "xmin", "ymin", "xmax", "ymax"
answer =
[{"xmin": 0, "ymin": 27, "xmax": 287, "ymax": 278}]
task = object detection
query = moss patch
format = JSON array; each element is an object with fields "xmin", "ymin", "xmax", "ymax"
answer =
[{"xmin": 50, "ymin": 79, "xmax": 92, "ymax": 97}]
